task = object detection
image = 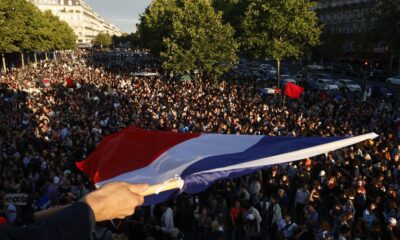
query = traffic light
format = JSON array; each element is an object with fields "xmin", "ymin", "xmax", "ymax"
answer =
[{"xmin": 362, "ymin": 60, "xmax": 369, "ymax": 71}]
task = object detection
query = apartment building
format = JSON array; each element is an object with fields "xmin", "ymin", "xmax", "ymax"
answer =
[
  {"xmin": 30, "ymin": 0, "xmax": 122, "ymax": 47},
  {"xmin": 315, "ymin": 0, "xmax": 382, "ymax": 53}
]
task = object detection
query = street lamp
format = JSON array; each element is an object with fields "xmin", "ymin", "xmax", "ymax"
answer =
[{"xmin": 362, "ymin": 60, "xmax": 369, "ymax": 101}]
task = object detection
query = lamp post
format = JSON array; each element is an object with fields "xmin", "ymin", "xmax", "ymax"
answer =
[
  {"xmin": 2, "ymin": 53, "xmax": 6, "ymax": 73},
  {"xmin": 362, "ymin": 60, "xmax": 369, "ymax": 101}
]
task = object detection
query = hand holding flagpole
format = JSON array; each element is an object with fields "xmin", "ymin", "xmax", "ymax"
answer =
[{"xmin": 33, "ymin": 178, "xmax": 184, "ymax": 222}]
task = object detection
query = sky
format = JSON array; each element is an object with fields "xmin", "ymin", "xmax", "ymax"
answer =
[{"xmin": 85, "ymin": 0, "xmax": 152, "ymax": 33}]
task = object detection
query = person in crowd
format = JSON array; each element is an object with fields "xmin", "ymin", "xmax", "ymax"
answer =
[
  {"xmin": 277, "ymin": 213, "xmax": 298, "ymax": 239},
  {"xmin": 0, "ymin": 52, "xmax": 399, "ymax": 239},
  {"xmin": 294, "ymin": 184, "xmax": 309, "ymax": 225}
]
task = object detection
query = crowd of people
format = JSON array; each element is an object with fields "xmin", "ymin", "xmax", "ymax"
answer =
[{"xmin": 0, "ymin": 52, "xmax": 400, "ymax": 240}]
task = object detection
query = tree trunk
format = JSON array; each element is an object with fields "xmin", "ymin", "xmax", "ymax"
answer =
[
  {"xmin": 389, "ymin": 54, "xmax": 394, "ymax": 73},
  {"xmin": 2, "ymin": 54, "xmax": 6, "ymax": 73},
  {"xmin": 398, "ymin": 54, "xmax": 400, "ymax": 75},
  {"xmin": 250, "ymin": 61, "xmax": 254, "ymax": 83},
  {"xmin": 276, "ymin": 58, "xmax": 281, "ymax": 88},
  {"xmin": 34, "ymin": 52, "xmax": 38, "ymax": 64},
  {"xmin": 53, "ymin": 51, "xmax": 57, "ymax": 61},
  {"xmin": 21, "ymin": 52, "xmax": 25, "ymax": 69},
  {"xmin": 45, "ymin": 52, "xmax": 48, "ymax": 60}
]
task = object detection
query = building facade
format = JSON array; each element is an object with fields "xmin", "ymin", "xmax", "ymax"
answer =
[
  {"xmin": 30, "ymin": 0, "xmax": 122, "ymax": 47},
  {"xmin": 314, "ymin": 0, "xmax": 383, "ymax": 53}
]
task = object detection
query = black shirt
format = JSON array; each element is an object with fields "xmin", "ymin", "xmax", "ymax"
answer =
[{"xmin": 0, "ymin": 202, "xmax": 95, "ymax": 240}]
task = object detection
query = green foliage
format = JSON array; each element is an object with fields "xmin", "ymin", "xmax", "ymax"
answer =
[
  {"xmin": 0, "ymin": 0, "xmax": 76, "ymax": 53},
  {"xmin": 56, "ymin": 18, "xmax": 77, "ymax": 50},
  {"xmin": 113, "ymin": 32, "xmax": 141, "ymax": 49},
  {"xmin": 212, "ymin": 0, "xmax": 250, "ymax": 36},
  {"xmin": 112, "ymin": 33, "xmax": 129, "ymax": 47},
  {"xmin": 137, "ymin": 0, "xmax": 177, "ymax": 54},
  {"xmin": 138, "ymin": 0, "xmax": 238, "ymax": 76},
  {"xmin": 93, "ymin": 32, "xmax": 112, "ymax": 48},
  {"xmin": 241, "ymin": 0, "xmax": 321, "ymax": 61},
  {"xmin": 0, "ymin": 0, "xmax": 26, "ymax": 53}
]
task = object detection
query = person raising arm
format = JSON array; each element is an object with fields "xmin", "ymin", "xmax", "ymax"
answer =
[{"xmin": 0, "ymin": 182, "xmax": 149, "ymax": 240}]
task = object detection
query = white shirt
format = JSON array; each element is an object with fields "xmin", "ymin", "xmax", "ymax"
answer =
[
  {"xmin": 277, "ymin": 219, "xmax": 298, "ymax": 238},
  {"xmin": 271, "ymin": 203, "xmax": 282, "ymax": 224},
  {"xmin": 161, "ymin": 207, "xmax": 174, "ymax": 230},
  {"xmin": 246, "ymin": 207, "xmax": 262, "ymax": 233}
]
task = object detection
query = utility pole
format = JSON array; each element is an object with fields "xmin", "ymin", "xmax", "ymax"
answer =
[{"xmin": 2, "ymin": 53, "xmax": 6, "ymax": 73}]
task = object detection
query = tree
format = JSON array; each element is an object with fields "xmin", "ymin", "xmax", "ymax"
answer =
[
  {"xmin": 137, "ymin": 0, "xmax": 177, "ymax": 54},
  {"xmin": 138, "ymin": 0, "xmax": 238, "ymax": 77},
  {"xmin": 369, "ymin": 0, "xmax": 400, "ymax": 74},
  {"xmin": 112, "ymin": 33, "xmax": 128, "ymax": 47},
  {"xmin": 241, "ymin": 0, "xmax": 321, "ymax": 86},
  {"xmin": 0, "ymin": 0, "xmax": 76, "ymax": 70},
  {"xmin": 30, "ymin": 10, "xmax": 76, "ymax": 53},
  {"xmin": 93, "ymin": 32, "xmax": 112, "ymax": 48},
  {"xmin": 55, "ymin": 18, "xmax": 77, "ymax": 50},
  {"xmin": 0, "ymin": 0, "xmax": 32, "ymax": 68}
]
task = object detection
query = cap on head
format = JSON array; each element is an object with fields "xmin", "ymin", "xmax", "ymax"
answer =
[{"xmin": 389, "ymin": 218, "xmax": 397, "ymax": 226}]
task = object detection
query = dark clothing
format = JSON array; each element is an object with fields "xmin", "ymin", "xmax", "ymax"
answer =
[{"xmin": 0, "ymin": 202, "xmax": 95, "ymax": 240}]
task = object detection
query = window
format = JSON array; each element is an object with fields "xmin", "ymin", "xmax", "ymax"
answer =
[{"xmin": 68, "ymin": 0, "xmax": 72, "ymax": 5}]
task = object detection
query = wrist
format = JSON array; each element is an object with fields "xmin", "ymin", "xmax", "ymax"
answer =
[{"xmin": 80, "ymin": 193, "xmax": 103, "ymax": 222}]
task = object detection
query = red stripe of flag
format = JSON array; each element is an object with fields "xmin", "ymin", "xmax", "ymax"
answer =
[{"xmin": 76, "ymin": 126, "xmax": 200, "ymax": 183}]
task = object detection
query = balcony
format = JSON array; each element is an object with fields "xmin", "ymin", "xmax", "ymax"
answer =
[{"xmin": 316, "ymin": 0, "xmax": 375, "ymax": 13}]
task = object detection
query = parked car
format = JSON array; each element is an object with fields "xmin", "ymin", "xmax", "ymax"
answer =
[
  {"xmin": 307, "ymin": 64, "xmax": 324, "ymax": 70},
  {"xmin": 369, "ymin": 70, "xmax": 389, "ymax": 82},
  {"xmin": 370, "ymin": 85, "xmax": 395, "ymax": 98},
  {"xmin": 386, "ymin": 76, "xmax": 400, "ymax": 85},
  {"xmin": 258, "ymin": 63, "xmax": 275, "ymax": 70},
  {"xmin": 316, "ymin": 79, "xmax": 340, "ymax": 91},
  {"xmin": 279, "ymin": 78, "xmax": 296, "ymax": 87},
  {"xmin": 336, "ymin": 79, "xmax": 362, "ymax": 93},
  {"xmin": 281, "ymin": 74, "xmax": 296, "ymax": 80},
  {"xmin": 298, "ymin": 78, "xmax": 318, "ymax": 90},
  {"xmin": 294, "ymin": 73, "xmax": 303, "ymax": 81},
  {"xmin": 315, "ymin": 73, "xmax": 334, "ymax": 80}
]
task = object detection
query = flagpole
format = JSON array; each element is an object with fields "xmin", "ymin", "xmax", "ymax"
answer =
[{"xmin": 282, "ymin": 93, "xmax": 287, "ymax": 109}]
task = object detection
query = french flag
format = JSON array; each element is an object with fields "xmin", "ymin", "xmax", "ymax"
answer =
[{"xmin": 76, "ymin": 126, "xmax": 377, "ymax": 205}]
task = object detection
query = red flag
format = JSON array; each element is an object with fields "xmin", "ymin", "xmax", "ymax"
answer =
[
  {"xmin": 274, "ymin": 88, "xmax": 282, "ymax": 94},
  {"xmin": 285, "ymin": 82, "xmax": 304, "ymax": 99},
  {"xmin": 66, "ymin": 77, "xmax": 74, "ymax": 88}
]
